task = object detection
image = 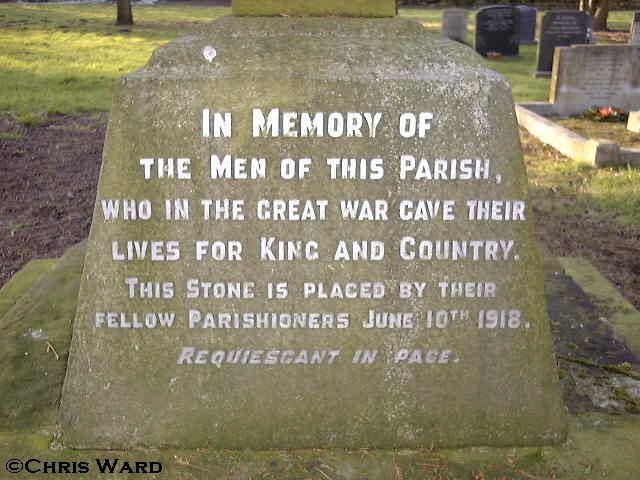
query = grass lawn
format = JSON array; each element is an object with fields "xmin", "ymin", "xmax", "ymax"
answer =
[
  {"xmin": 0, "ymin": 5, "xmax": 635, "ymax": 118},
  {"xmin": 0, "ymin": 3, "xmax": 227, "ymax": 120},
  {"xmin": 526, "ymin": 143, "xmax": 640, "ymax": 228},
  {"xmin": 1, "ymin": 4, "xmax": 639, "ymax": 228}
]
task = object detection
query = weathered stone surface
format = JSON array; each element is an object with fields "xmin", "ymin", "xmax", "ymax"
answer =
[
  {"xmin": 0, "ymin": 259, "xmax": 57, "ymax": 319},
  {"xmin": 516, "ymin": 5, "xmax": 537, "ymax": 45},
  {"xmin": 550, "ymin": 45, "xmax": 640, "ymax": 116},
  {"xmin": 59, "ymin": 17, "xmax": 566, "ymax": 449},
  {"xmin": 535, "ymin": 10, "xmax": 591, "ymax": 77},
  {"xmin": 232, "ymin": 0, "xmax": 396, "ymax": 17},
  {"xmin": 1, "ymin": 243, "xmax": 84, "ymax": 431},
  {"xmin": 442, "ymin": 8, "xmax": 469, "ymax": 43},
  {"xmin": 475, "ymin": 6, "xmax": 520, "ymax": 57}
]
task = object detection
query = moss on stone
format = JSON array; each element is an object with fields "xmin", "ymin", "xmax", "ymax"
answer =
[
  {"xmin": 4, "ymin": 414, "xmax": 640, "ymax": 479},
  {"xmin": 0, "ymin": 243, "xmax": 85, "ymax": 431},
  {"xmin": 0, "ymin": 247, "xmax": 638, "ymax": 477},
  {"xmin": 0, "ymin": 259, "xmax": 58, "ymax": 319},
  {"xmin": 232, "ymin": 0, "xmax": 396, "ymax": 17},
  {"xmin": 559, "ymin": 257, "xmax": 640, "ymax": 357}
]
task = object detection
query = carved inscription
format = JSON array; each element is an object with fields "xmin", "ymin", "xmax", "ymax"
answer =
[{"xmin": 91, "ymin": 106, "xmax": 532, "ymax": 368}]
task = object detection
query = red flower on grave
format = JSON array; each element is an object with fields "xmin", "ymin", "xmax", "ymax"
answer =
[{"xmin": 598, "ymin": 107, "xmax": 613, "ymax": 118}]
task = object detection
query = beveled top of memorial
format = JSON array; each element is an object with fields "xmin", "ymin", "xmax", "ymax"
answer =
[
  {"xmin": 232, "ymin": 0, "xmax": 396, "ymax": 17},
  {"xmin": 147, "ymin": 16, "xmax": 490, "ymax": 82}
]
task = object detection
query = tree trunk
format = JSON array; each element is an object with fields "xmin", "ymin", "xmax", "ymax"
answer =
[
  {"xmin": 592, "ymin": 0, "xmax": 609, "ymax": 31},
  {"xmin": 578, "ymin": 0, "xmax": 608, "ymax": 32},
  {"xmin": 116, "ymin": 0, "xmax": 133, "ymax": 26}
]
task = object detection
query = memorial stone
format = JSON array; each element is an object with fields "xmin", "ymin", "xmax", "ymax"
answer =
[
  {"xmin": 475, "ymin": 5, "xmax": 520, "ymax": 57},
  {"xmin": 516, "ymin": 5, "xmax": 537, "ymax": 45},
  {"xmin": 535, "ymin": 10, "xmax": 591, "ymax": 77},
  {"xmin": 630, "ymin": 12, "xmax": 640, "ymax": 45},
  {"xmin": 442, "ymin": 8, "xmax": 469, "ymax": 44},
  {"xmin": 550, "ymin": 45, "xmax": 640, "ymax": 116},
  {"xmin": 59, "ymin": 0, "xmax": 566, "ymax": 449}
]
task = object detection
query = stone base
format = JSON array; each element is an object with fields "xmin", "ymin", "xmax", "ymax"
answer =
[{"xmin": 1, "ymin": 246, "xmax": 639, "ymax": 476}]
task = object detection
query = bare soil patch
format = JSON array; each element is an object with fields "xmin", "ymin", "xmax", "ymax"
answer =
[
  {"xmin": 0, "ymin": 114, "xmax": 105, "ymax": 288},
  {"xmin": 520, "ymin": 128, "xmax": 640, "ymax": 309}
]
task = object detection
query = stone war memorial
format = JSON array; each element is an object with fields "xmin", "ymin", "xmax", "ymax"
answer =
[{"xmin": 59, "ymin": 0, "xmax": 566, "ymax": 449}]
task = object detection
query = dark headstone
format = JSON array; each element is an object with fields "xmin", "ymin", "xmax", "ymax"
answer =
[
  {"xmin": 516, "ymin": 5, "xmax": 537, "ymax": 45},
  {"xmin": 475, "ymin": 5, "xmax": 520, "ymax": 57},
  {"xmin": 630, "ymin": 12, "xmax": 640, "ymax": 45},
  {"xmin": 535, "ymin": 10, "xmax": 591, "ymax": 77}
]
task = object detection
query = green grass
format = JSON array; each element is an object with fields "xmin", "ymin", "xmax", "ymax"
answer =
[
  {"xmin": 527, "ymin": 145, "xmax": 640, "ymax": 227},
  {"xmin": 0, "ymin": 4, "xmax": 228, "ymax": 118},
  {"xmin": 1, "ymin": 6, "xmax": 636, "ymax": 118}
]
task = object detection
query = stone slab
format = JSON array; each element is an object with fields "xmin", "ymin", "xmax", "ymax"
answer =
[
  {"xmin": 0, "ymin": 243, "xmax": 85, "ymax": 431},
  {"xmin": 0, "ymin": 259, "xmax": 57, "ymax": 319},
  {"xmin": 232, "ymin": 0, "xmax": 396, "ymax": 17},
  {"xmin": 3, "ymin": 413, "xmax": 640, "ymax": 479},
  {"xmin": 535, "ymin": 10, "xmax": 591, "ymax": 77},
  {"xmin": 515, "ymin": 104, "xmax": 590, "ymax": 161},
  {"xmin": 59, "ymin": 16, "xmax": 565, "ymax": 449},
  {"xmin": 516, "ymin": 103, "xmax": 640, "ymax": 168},
  {"xmin": 475, "ymin": 5, "xmax": 520, "ymax": 57},
  {"xmin": 2, "ymin": 249, "xmax": 639, "ymax": 477},
  {"xmin": 549, "ymin": 45, "xmax": 640, "ymax": 116},
  {"xmin": 559, "ymin": 257, "xmax": 640, "ymax": 358}
]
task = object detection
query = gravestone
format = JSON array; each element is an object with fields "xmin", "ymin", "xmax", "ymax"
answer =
[
  {"xmin": 475, "ymin": 5, "xmax": 520, "ymax": 56},
  {"xmin": 59, "ymin": 0, "xmax": 566, "ymax": 449},
  {"xmin": 442, "ymin": 8, "xmax": 469, "ymax": 44},
  {"xmin": 630, "ymin": 12, "xmax": 640, "ymax": 45},
  {"xmin": 550, "ymin": 45, "xmax": 640, "ymax": 116},
  {"xmin": 516, "ymin": 5, "xmax": 537, "ymax": 45},
  {"xmin": 535, "ymin": 10, "xmax": 591, "ymax": 77}
]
